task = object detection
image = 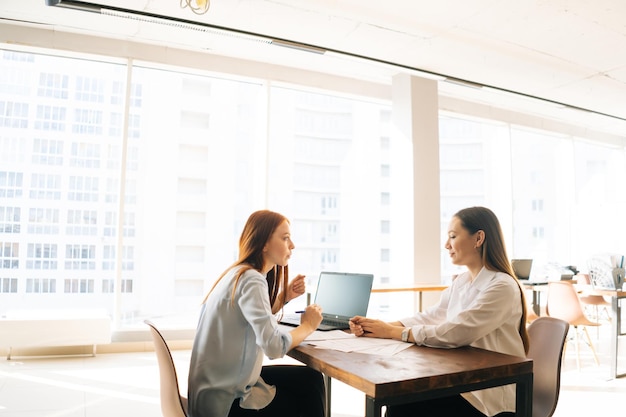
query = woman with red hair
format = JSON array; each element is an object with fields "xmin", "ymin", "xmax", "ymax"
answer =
[{"xmin": 188, "ymin": 210, "xmax": 325, "ymax": 417}]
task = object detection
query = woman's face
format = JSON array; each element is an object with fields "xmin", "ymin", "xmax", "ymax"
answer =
[
  {"xmin": 262, "ymin": 220, "xmax": 295, "ymax": 270},
  {"xmin": 445, "ymin": 216, "xmax": 483, "ymax": 267}
]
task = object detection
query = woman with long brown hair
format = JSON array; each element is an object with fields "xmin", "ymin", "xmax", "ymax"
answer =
[
  {"xmin": 188, "ymin": 210, "xmax": 325, "ymax": 417},
  {"xmin": 350, "ymin": 206, "xmax": 529, "ymax": 417}
]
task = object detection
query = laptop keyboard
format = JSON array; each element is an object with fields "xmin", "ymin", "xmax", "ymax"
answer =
[{"xmin": 321, "ymin": 317, "xmax": 348, "ymax": 328}]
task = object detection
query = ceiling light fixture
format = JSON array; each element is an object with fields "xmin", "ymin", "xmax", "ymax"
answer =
[{"xmin": 180, "ymin": 0, "xmax": 210, "ymax": 15}]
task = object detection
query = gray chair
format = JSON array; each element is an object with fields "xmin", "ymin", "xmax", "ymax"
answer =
[
  {"xmin": 527, "ymin": 316, "xmax": 569, "ymax": 417},
  {"xmin": 145, "ymin": 320, "xmax": 188, "ymax": 417}
]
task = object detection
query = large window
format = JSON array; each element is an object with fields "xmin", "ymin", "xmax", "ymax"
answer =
[
  {"xmin": 440, "ymin": 114, "xmax": 626, "ymax": 281},
  {"xmin": 1, "ymin": 46, "xmax": 625, "ymax": 331},
  {"xmin": 0, "ymin": 49, "xmax": 411, "ymax": 328}
]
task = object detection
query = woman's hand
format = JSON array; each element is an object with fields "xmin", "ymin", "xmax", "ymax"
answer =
[
  {"xmin": 300, "ymin": 303, "xmax": 323, "ymax": 331},
  {"xmin": 349, "ymin": 316, "xmax": 395, "ymax": 339},
  {"xmin": 286, "ymin": 274, "xmax": 306, "ymax": 302},
  {"xmin": 288, "ymin": 303, "xmax": 323, "ymax": 350}
]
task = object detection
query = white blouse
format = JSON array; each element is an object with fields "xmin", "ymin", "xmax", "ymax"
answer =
[{"xmin": 400, "ymin": 267, "xmax": 526, "ymax": 416}]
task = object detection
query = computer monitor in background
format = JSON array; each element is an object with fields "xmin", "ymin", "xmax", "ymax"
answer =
[{"xmin": 511, "ymin": 259, "xmax": 533, "ymax": 280}]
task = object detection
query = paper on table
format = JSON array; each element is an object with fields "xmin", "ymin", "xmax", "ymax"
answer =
[
  {"xmin": 304, "ymin": 330, "xmax": 355, "ymax": 341},
  {"xmin": 305, "ymin": 334, "xmax": 413, "ymax": 356}
]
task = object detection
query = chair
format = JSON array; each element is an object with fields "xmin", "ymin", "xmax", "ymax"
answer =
[
  {"xmin": 527, "ymin": 316, "xmax": 569, "ymax": 417},
  {"xmin": 575, "ymin": 273, "xmax": 611, "ymax": 322},
  {"xmin": 545, "ymin": 281, "xmax": 600, "ymax": 370},
  {"xmin": 145, "ymin": 320, "xmax": 189, "ymax": 417}
]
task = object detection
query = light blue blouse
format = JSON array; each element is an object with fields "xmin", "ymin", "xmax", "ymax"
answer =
[{"xmin": 188, "ymin": 266, "xmax": 293, "ymax": 417}]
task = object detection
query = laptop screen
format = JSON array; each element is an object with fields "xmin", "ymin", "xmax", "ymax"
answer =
[{"xmin": 313, "ymin": 271, "xmax": 374, "ymax": 318}]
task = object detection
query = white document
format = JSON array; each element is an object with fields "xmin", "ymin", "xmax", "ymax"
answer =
[
  {"xmin": 304, "ymin": 329, "xmax": 355, "ymax": 341},
  {"xmin": 305, "ymin": 334, "xmax": 413, "ymax": 356}
]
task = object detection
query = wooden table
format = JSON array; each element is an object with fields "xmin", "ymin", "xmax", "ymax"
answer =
[
  {"xmin": 288, "ymin": 342, "xmax": 533, "ymax": 417},
  {"xmin": 576, "ymin": 285, "xmax": 626, "ymax": 379},
  {"xmin": 371, "ymin": 284, "xmax": 448, "ymax": 312}
]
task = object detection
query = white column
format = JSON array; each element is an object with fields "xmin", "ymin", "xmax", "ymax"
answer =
[{"xmin": 392, "ymin": 74, "xmax": 441, "ymax": 285}]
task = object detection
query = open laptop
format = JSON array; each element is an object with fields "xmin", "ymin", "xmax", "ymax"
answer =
[
  {"xmin": 511, "ymin": 259, "xmax": 533, "ymax": 280},
  {"xmin": 280, "ymin": 271, "xmax": 374, "ymax": 331}
]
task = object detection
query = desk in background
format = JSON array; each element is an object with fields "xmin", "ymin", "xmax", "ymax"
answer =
[
  {"xmin": 576, "ymin": 285, "xmax": 626, "ymax": 379},
  {"xmin": 371, "ymin": 284, "xmax": 448, "ymax": 312},
  {"xmin": 288, "ymin": 342, "xmax": 533, "ymax": 417}
]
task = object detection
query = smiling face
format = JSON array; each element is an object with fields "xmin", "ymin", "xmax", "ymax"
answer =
[
  {"xmin": 445, "ymin": 216, "xmax": 484, "ymax": 271},
  {"xmin": 262, "ymin": 220, "xmax": 295, "ymax": 272}
]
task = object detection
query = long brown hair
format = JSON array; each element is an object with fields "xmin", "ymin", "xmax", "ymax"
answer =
[
  {"xmin": 455, "ymin": 206, "xmax": 530, "ymax": 354},
  {"xmin": 202, "ymin": 210, "xmax": 289, "ymax": 310}
]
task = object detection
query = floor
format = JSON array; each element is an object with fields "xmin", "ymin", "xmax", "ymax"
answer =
[{"xmin": 1, "ymin": 320, "xmax": 625, "ymax": 417}]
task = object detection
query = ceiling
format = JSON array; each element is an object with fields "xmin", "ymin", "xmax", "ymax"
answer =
[{"xmin": 2, "ymin": 0, "xmax": 626, "ymax": 136}]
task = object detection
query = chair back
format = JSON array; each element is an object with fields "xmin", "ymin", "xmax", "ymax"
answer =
[
  {"xmin": 545, "ymin": 281, "xmax": 594, "ymax": 325},
  {"xmin": 577, "ymin": 273, "xmax": 591, "ymax": 286},
  {"xmin": 527, "ymin": 316, "xmax": 569, "ymax": 417},
  {"xmin": 576, "ymin": 273, "xmax": 610, "ymax": 305},
  {"xmin": 145, "ymin": 320, "xmax": 188, "ymax": 417}
]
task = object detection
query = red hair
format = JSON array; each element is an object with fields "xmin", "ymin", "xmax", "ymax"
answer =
[{"xmin": 203, "ymin": 210, "xmax": 289, "ymax": 310}]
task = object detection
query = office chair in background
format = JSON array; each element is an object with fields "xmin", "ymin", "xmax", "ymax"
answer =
[{"xmin": 545, "ymin": 281, "xmax": 600, "ymax": 370}]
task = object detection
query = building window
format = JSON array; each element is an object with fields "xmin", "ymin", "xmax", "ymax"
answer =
[
  {"xmin": 121, "ymin": 279, "xmax": 133, "ymax": 293},
  {"xmin": 29, "ymin": 173, "xmax": 62, "ymax": 200},
  {"xmin": 66, "ymin": 209, "xmax": 97, "ymax": 236},
  {"xmin": 1, "ymin": 242, "xmax": 19, "ymax": 269},
  {"xmin": 65, "ymin": 244, "xmax": 96, "ymax": 270},
  {"xmin": 0, "ymin": 206, "xmax": 20, "ymax": 233},
  {"xmin": 26, "ymin": 243, "xmax": 58, "ymax": 269},
  {"xmin": 0, "ymin": 171, "xmax": 23, "ymax": 198},
  {"xmin": 64, "ymin": 278, "xmax": 94, "ymax": 293},
  {"xmin": 75, "ymin": 76, "xmax": 105, "ymax": 103},
  {"xmin": 0, "ymin": 101, "xmax": 29, "ymax": 128},
  {"xmin": 104, "ymin": 211, "xmax": 117, "ymax": 237},
  {"xmin": 102, "ymin": 278, "xmax": 133, "ymax": 293},
  {"xmin": 28, "ymin": 208, "xmax": 60, "ymax": 234},
  {"xmin": 380, "ymin": 136, "xmax": 390, "ymax": 150},
  {"xmin": 38, "ymin": 72, "xmax": 69, "ymax": 99},
  {"xmin": 320, "ymin": 195, "xmax": 338, "ymax": 214},
  {"xmin": 26, "ymin": 278, "xmax": 57, "ymax": 293},
  {"xmin": 0, "ymin": 278, "xmax": 18, "ymax": 293},
  {"xmin": 102, "ymin": 279, "xmax": 115, "ymax": 293},
  {"xmin": 123, "ymin": 212, "xmax": 136, "ymax": 237},
  {"xmin": 71, "ymin": 142, "xmax": 101, "ymax": 168},
  {"xmin": 103, "ymin": 245, "xmax": 115, "ymax": 271},
  {"xmin": 122, "ymin": 246, "xmax": 134, "ymax": 271},
  {"xmin": 72, "ymin": 109, "xmax": 104, "ymax": 135},
  {"xmin": 68, "ymin": 175, "xmax": 99, "ymax": 202},
  {"xmin": 34, "ymin": 104, "xmax": 66, "ymax": 131},
  {"xmin": 32, "ymin": 138, "xmax": 64, "ymax": 165},
  {"xmin": 0, "ymin": 136, "xmax": 28, "ymax": 165},
  {"xmin": 320, "ymin": 250, "xmax": 338, "ymax": 267}
]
